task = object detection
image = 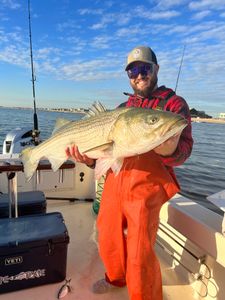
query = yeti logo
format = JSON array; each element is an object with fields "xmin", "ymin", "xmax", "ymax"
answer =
[{"xmin": 5, "ymin": 256, "xmax": 23, "ymax": 266}]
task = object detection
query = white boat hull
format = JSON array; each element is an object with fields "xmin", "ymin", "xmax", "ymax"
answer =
[{"xmin": 0, "ymin": 156, "xmax": 96, "ymax": 201}]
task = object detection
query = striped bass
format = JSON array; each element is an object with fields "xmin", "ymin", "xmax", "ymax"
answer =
[{"xmin": 20, "ymin": 102, "xmax": 187, "ymax": 180}]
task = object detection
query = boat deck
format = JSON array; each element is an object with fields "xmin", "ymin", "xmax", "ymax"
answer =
[{"xmin": 0, "ymin": 200, "xmax": 196, "ymax": 300}]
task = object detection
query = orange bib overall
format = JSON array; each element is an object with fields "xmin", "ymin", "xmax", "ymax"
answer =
[{"xmin": 97, "ymin": 151, "xmax": 180, "ymax": 300}]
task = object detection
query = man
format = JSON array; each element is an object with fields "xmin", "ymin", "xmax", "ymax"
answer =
[{"xmin": 66, "ymin": 46, "xmax": 193, "ymax": 300}]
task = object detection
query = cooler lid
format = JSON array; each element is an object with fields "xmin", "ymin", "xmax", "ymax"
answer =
[
  {"xmin": 0, "ymin": 212, "xmax": 69, "ymax": 248},
  {"xmin": 0, "ymin": 191, "xmax": 46, "ymax": 207}
]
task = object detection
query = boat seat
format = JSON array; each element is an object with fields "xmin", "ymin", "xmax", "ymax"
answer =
[
  {"xmin": 207, "ymin": 190, "xmax": 225, "ymax": 235},
  {"xmin": 160, "ymin": 194, "xmax": 225, "ymax": 268}
]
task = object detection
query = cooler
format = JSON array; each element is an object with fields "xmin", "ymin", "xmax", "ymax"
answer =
[
  {"xmin": 0, "ymin": 212, "xmax": 70, "ymax": 293},
  {"xmin": 0, "ymin": 191, "xmax": 46, "ymax": 218}
]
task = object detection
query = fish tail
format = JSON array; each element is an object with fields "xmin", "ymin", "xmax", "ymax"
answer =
[{"xmin": 20, "ymin": 147, "xmax": 39, "ymax": 181}]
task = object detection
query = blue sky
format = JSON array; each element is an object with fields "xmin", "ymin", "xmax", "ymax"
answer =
[{"xmin": 0, "ymin": 0, "xmax": 224, "ymax": 116}]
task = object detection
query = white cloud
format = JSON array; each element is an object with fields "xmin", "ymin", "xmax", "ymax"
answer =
[
  {"xmin": 0, "ymin": 0, "xmax": 20, "ymax": 9},
  {"xmin": 149, "ymin": 10, "xmax": 181, "ymax": 19},
  {"xmin": 89, "ymin": 5, "xmax": 180, "ymax": 32},
  {"xmin": 116, "ymin": 13, "xmax": 131, "ymax": 26},
  {"xmin": 89, "ymin": 15, "xmax": 113, "ymax": 30},
  {"xmin": 134, "ymin": 6, "xmax": 180, "ymax": 19},
  {"xmin": 59, "ymin": 59, "xmax": 121, "ymax": 81},
  {"xmin": 191, "ymin": 10, "xmax": 211, "ymax": 20},
  {"xmin": 0, "ymin": 27, "xmax": 23, "ymax": 44},
  {"xmin": 154, "ymin": 0, "xmax": 187, "ymax": 9},
  {"xmin": 0, "ymin": 45, "xmax": 29, "ymax": 67},
  {"xmin": 57, "ymin": 20, "xmax": 81, "ymax": 32},
  {"xmin": 78, "ymin": 8, "xmax": 104, "ymax": 15},
  {"xmin": 184, "ymin": 22, "xmax": 225, "ymax": 43},
  {"xmin": 0, "ymin": 29, "xmax": 9, "ymax": 42},
  {"xmin": 189, "ymin": 0, "xmax": 225, "ymax": 11},
  {"xmin": 90, "ymin": 12, "xmax": 131, "ymax": 30},
  {"xmin": 89, "ymin": 35, "xmax": 112, "ymax": 49},
  {"xmin": 90, "ymin": 22, "xmax": 106, "ymax": 30},
  {"xmin": 39, "ymin": 61, "xmax": 58, "ymax": 73},
  {"xmin": 0, "ymin": 13, "xmax": 9, "ymax": 22},
  {"xmin": 37, "ymin": 47, "xmax": 61, "ymax": 59},
  {"xmin": 115, "ymin": 26, "xmax": 142, "ymax": 38}
]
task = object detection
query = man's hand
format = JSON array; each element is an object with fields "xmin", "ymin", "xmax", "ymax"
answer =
[
  {"xmin": 65, "ymin": 145, "xmax": 95, "ymax": 168},
  {"xmin": 154, "ymin": 133, "xmax": 181, "ymax": 157}
]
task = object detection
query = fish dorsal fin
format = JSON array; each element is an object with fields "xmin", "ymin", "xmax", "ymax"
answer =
[
  {"xmin": 52, "ymin": 118, "xmax": 71, "ymax": 135},
  {"xmin": 85, "ymin": 101, "xmax": 107, "ymax": 118}
]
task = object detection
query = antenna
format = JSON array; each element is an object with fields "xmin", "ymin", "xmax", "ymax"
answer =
[
  {"xmin": 175, "ymin": 44, "xmax": 186, "ymax": 93},
  {"xmin": 28, "ymin": 0, "xmax": 40, "ymax": 145}
]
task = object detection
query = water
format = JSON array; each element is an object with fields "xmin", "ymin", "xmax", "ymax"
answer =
[
  {"xmin": 0, "ymin": 107, "xmax": 83, "ymax": 142},
  {"xmin": 175, "ymin": 121, "xmax": 225, "ymax": 214},
  {"xmin": 0, "ymin": 107, "xmax": 224, "ymax": 213},
  {"xmin": 176, "ymin": 122, "xmax": 225, "ymax": 197}
]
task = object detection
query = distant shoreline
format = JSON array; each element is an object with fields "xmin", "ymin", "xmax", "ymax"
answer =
[
  {"xmin": 1, "ymin": 106, "xmax": 225, "ymax": 122},
  {"xmin": 0, "ymin": 106, "xmax": 86, "ymax": 114},
  {"xmin": 191, "ymin": 117, "xmax": 225, "ymax": 124}
]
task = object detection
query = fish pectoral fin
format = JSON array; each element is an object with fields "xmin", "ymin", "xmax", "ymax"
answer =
[
  {"xmin": 95, "ymin": 157, "xmax": 124, "ymax": 179},
  {"xmin": 83, "ymin": 141, "xmax": 113, "ymax": 154}
]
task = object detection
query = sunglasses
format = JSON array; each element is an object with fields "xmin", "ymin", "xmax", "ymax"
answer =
[{"xmin": 127, "ymin": 64, "xmax": 154, "ymax": 79}]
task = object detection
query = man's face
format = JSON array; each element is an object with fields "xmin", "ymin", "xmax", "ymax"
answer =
[{"xmin": 127, "ymin": 62, "xmax": 159, "ymax": 98}]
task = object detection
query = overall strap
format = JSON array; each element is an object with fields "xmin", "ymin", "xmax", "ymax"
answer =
[{"xmin": 153, "ymin": 89, "xmax": 175, "ymax": 110}]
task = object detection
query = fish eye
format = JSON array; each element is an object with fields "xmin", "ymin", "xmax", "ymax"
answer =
[{"xmin": 147, "ymin": 116, "xmax": 159, "ymax": 125}]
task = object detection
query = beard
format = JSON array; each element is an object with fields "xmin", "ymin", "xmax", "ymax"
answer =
[{"xmin": 131, "ymin": 75, "xmax": 158, "ymax": 98}]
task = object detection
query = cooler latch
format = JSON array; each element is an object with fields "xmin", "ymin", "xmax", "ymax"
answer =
[{"xmin": 47, "ymin": 240, "xmax": 55, "ymax": 255}]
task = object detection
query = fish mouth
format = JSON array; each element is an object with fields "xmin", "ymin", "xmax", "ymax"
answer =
[
  {"xmin": 162, "ymin": 117, "xmax": 187, "ymax": 140},
  {"xmin": 169, "ymin": 118, "xmax": 187, "ymax": 136}
]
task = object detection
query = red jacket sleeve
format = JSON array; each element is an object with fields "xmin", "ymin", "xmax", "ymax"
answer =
[{"xmin": 160, "ymin": 95, "xmax": 193, "ymax": 167}]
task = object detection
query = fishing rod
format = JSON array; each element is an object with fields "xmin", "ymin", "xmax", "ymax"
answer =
[
  {"xmin": 28, "ymin": 0, "xmax": 40, "ymax": 145},
  {"xmin": 175, "ymin": 44, "xmax": 186, "ymax": 93}
]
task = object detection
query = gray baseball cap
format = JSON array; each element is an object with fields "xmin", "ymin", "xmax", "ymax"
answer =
[{"xmin": 125, "ymin": 46, "xmax": 158, "ymax": 71}]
